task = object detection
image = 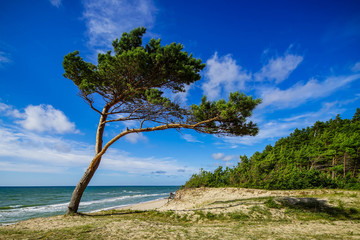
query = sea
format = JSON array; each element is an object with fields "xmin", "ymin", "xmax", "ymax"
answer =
[{"xmin": 0, "ymin": 186, "xmax": 179, "ymax": 225}]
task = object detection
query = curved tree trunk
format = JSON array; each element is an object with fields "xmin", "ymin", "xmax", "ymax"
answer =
[
  {"xmin": 66, "ymin": 106, "xmax": 109, "ymax": 214},
  {"xmin": 64, "ymin": 107, "xmax": 219, "ymax": 214}
]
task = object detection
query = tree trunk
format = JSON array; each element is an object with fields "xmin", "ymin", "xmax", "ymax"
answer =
[
  {"xmin": 343, "ymin": 153, "xmax": 346, "ymax": 178},
  {"xmin": 66, "ymin": 106, "xmax": 109, "ymax": 214},
  {"xmin": 332, "ymin": 156, "xmax": 335, "ymax": 179},
  {"xmin": 353, "ymin": 152, "xmax": 358, "ymax": 177}
]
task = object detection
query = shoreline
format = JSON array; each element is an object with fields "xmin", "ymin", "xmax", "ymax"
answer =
[
  {"xmin": 1, "ymin": 197, "xmax": 170, "ymax": 226},
  {"xmin": 1, "ymin": 188, "xmax": 359, "ymax": 239}
]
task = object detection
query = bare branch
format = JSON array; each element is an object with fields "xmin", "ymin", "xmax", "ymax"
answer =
[
  {"xmin": 105, "ymin": 117, "xmax": 142, "ymax": 124},
  {"xmin": 140, "ymin": 118, "xmax": 147, "ymax": 129},
  {"xmin": 81, "ymin": 94, "xmax": 103, "ymax": 115},
  {"xmin": 89, "ymin": 116, "xmax": 220, "ymax": 170}
]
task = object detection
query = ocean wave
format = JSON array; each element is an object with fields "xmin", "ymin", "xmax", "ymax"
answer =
[
  {"xmin": 0, "ymin": 204, "xmax": 34, "ymax": 210},
  {"xmin": 0, "ymin": 193, "xmax": 168, "ymax": 218}
]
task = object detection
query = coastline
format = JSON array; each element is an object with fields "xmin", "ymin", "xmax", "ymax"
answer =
[
  {"xmin": 1, "ymin": 188, "xmax": 360, "ymax": 239},
  {"xmin": 0, "ymin": 186, "xmax": 178, "ymax": 225},
  {"xmin": 0, "ymin": 197, "xmax": 170, "ymax": 226}
]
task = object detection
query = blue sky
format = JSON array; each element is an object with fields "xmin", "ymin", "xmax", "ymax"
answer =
[{"xmin": 0, "ymin": 0, "xmax": 359, "ymax": 186}]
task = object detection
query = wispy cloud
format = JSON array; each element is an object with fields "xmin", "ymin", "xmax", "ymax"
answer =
[
  {"xmin": 49, "ymin": 0, "xmax": 61, "ymax": 8},
  {"xmin": 124, "ymin": 132, "xmax": 148, "ymax": 143},
  {"xmin": 82, "ymin": 0, "xmax": 157, "ymax": 51},
  {"xmin": 203, "ymin": 52, "xmax": 251, "ymax": 100},
  {"xmin": 0, "ymin": 162, "xmax": 66, "ymax": 173},
  {"xmin": 223, "ymin": 101, "xmax": 348, "ymax": 146},
  {"xmin": 171, "ymin": 84, "xmax": 193, "ymax": 105},
  {"xmin": 352, "ymin": 62, "xmax": 360, "ymax": 72},
  {"xmin": 211, "ymin": 152, "xmax": 235, "ymax": 161},
  {"xmin": 151, "ymin": 170, "xmax": 166, "ymax": 174},
  {"xmin": 103, "ymin": 151, "xmax": 195, "ymax": 175},
  {"xmin": 0, "ymin": 102, "xmax": 22, "ymax": 118},
  {"xmin": 0, "ymin": 51, "xmax": 12, "ymax": 67},
  {"xmin": 110, "ymin": 114, "xmax": 149, "ymax": 143},
  {"xmin": 203, "ymin": 50, "xmax": 303, "ymax": 100},
  {"xmin": 181, "ymin": 133, "xmax": 202, "ymax": 143},
  {"xmin": 202, "ymin": 50, "xmax": 359, "ymax": 150},
  {"xmin": 259, "ymin": 74, "xmax": 360, "ymax": 109},
  {"xmin": 0, "ymin": 122, "xmax": 194, "ymax": 175},
  {"xmin": 254, "ymin": 53, "xmax": 303, "ymax": 83},
  {"xmin": 0, "ymin": 102, "xmax": 194, "ymax": 175},
  {"xmin": 0, "ymin": 125, "xmax": 91, "ymax": 170}
]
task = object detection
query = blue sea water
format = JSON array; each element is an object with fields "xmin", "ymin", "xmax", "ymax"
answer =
[{"xmin": 0, "ymin": 186, "xmax": 179, "ymax": 225}]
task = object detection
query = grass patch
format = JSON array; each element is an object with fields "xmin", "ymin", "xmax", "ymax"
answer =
[
  {"xmin": 277, "ymin": 197, "xmax": 360, "ymax": 221},
  {"xmin": 264, "ymin": 197, "xmax": 282, "ymax": 209},
  {"xmin": 228, "ymin": 211, "xmax": 250, "ymax": 220}
]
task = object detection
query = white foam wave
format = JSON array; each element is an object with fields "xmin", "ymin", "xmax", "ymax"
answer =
[{"xmin": 1, "ymin": 193, "xmax": 168, "ymax": 218}]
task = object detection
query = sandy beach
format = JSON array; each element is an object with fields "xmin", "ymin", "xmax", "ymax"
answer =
[{"xmin": 117, "ymin": 198, "xmax": 169, "ymax": 211}]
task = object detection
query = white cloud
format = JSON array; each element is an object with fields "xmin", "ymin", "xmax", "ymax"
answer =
[
  {"xmin": 0, "ymin": 51, "xmax": 11, "ymax": 67},
  {"xmin": 171, "ymin": 84, "xmax": 193, "ymax": 104},
  {"xmin": 0, "ymin": 162, "xmax": 66, "ymax": 173},
  {"xmin": 103, "ymin": 150, "xmax": 194, "ymax": 175},
  {"xmin": 211, "ymin": 152, "xmax": 234, "ymax": 161},
  {"xmin": 1, "ymin": 103, "xmax": 77, "ymax": 134},
  {"xmin": 49, "ymin": 0, "xmax": 61, "ymax": 8},
  {"xmin": 223, "ymin": 101, "xmax": 346, "ymax": 146},
  {"xmin": 203, "ymin": 52, "xmax": 251, "ymax": 100},
  {"xmin": 124, "ymin": 132, "xmax": 148, "ymax": 143},
  {"xmin": 260, "ymin": 74, "xmax": 360, "ymax": 109},
  {"xmin": 212, "ymin": 153, "xmax": 224, "ymax": 160},
  {"xmin": 255, "ymin": 54, "xmax": 303, "ymax": 83},
  {"xmin": 352, "ymin": 62, "xmax": 360, "ymax": 72},
  {"xmin": 0, "ymin": 102, "xmax": 22, "ymax": 118},
  {"xmin": 82, "ymin": 0, "xmax": 157, "ymax": 50},
  {"xmin": 16, "ymin": 104, "xmax": 77, "ymax": 134},
  {"xmin": 181, "ymin": 133, "xmax": 202, "ymax": 143},
  {"xmin": 0, "ymin": 123, "xmax": 195, "ymax": 175},
  {"xmin": 0, "ymin": 125, "xmax": 91, "ymax": 169},
  {"xmin": 109, "ymin": 114, "xmax": 148, "ymax": 143}
]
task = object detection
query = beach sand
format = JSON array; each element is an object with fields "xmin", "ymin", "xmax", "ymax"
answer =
[{"xmin": 117, "ymin": 198, "xmax": 169, "ymax": 211}]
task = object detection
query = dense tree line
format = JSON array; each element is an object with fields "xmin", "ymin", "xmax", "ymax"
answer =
[{"xmin": 184, "ymin": 108, "xmax": 360, "ymax": 190}]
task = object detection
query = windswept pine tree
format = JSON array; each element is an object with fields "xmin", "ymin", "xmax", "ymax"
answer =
[
  {"xmin": 63, "ymin": 27, "xmax": 261, "ymax": 214},
  {"xmin": 184, "ymin": 108, "xmax": 360, "ymax": 190}
]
